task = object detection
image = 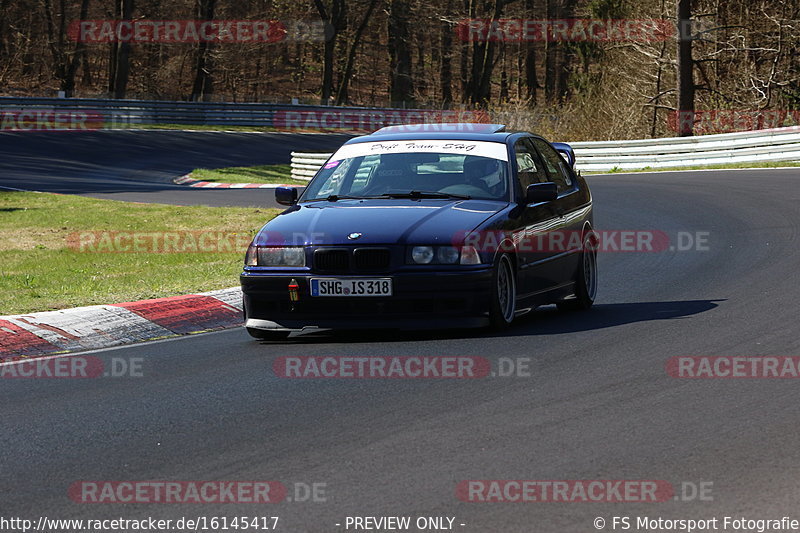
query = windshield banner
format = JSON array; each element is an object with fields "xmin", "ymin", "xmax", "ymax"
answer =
[{"xmin": 330, "ymin": 140, "xmax": 509, "ymax": 162}]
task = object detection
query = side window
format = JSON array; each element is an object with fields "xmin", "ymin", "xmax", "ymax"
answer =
[
  {"xmin": 513, "ymin": 139, "xmax": 547, "ymax": 190},
  {"xmin": 531, "ymin": 138, "xmax": 574, "ymax": 193}
]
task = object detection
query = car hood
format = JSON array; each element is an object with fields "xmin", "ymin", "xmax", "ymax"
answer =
[{"xmin": 254, "ymin": 199, "xmax": 507, "ymax": 246}]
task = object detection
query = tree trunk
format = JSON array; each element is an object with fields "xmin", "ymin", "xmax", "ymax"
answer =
[
  {"xmin": 63, "ymin": 0, "xmax": 90, "ymax": 96},
  {"xmin": 191, "ymin": 0, "xmax": 216, "ymax": 101},
  {"xmin": 439, "ymin": 0, "xmax": 453, "ymax": 107},
  {"xmin": 498, "ymin": 44, "xmax": 509, "ymax": 102},
  {"xmin": 313, "ymin": 0, "xmax": 345, "ymax": 105},
  {"xmin": 109, "ymin": 0, "xmax": 134, "ymax": 99},
  {"xmin": 544, "ymin": 0, "xmax": 558, "ymax": 102},
  {"xmin": 524, "ymin": 0, "xmax": 537, "ymax": 102},
  {"xmin": 42, "ymin": 0, "xmax": 67, "ymax": 88},
  {"xmin": 470, "ymin": 0, "xmax": 506, "ymax": 107},
  {"xmin": 322, "ymin": 38, "xmax": 335, "ymax": 103},
  {"xmin": 335, "ymin": 0, "xmax": 377, "ymax": 105},
  {"xmin": 0, "ymin": 0, "xmax": 8, "ymax": 58},
  {"xmin": 415, "ymin": 30, "xmax": 426, "ymax": 101},
  {"xmin": 555, "ymin": 0, "xmax": 576, "ymax": 101},
  {"xmin": 676, "ymin": 0, "xmax": 695, "ymax": 136},
  {"xmin": 388, "ymin": 0, "xmax": 413, "ymax": 106}
]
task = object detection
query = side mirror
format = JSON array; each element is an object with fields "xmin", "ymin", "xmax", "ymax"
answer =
[
  {"xmin": 275, "ymin": 187, "xmax": 298, "ymax": 206},
  {"xmin": 525, "ymin": 182, "xmax": 558, "ymax": 204},
  {"xmin": 551, "ymin": 142, "xmax": 576, "ymax": 168}
]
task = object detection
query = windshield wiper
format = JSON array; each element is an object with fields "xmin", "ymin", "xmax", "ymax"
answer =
[
  {"xmin": 312, "ymin": 191, "xmax": 471, "ymax": 202},
  {"xmin": 385, "ymin": 190, "xmax": 472, "ymax": 200},
  {"xmin": 320, "ymin": 194, "xmax": 388, "ymax": 201}
]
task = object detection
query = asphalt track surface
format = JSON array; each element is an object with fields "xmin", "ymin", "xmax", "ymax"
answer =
[
  {"xmin": 3, "ymin": 130, "xmax": 800, "ymax": 531},
  {"xmin": 0, "ymin": 130, "xmax": 351, "ymax": 207}
]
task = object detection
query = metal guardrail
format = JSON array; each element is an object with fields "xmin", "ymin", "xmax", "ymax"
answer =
[
  {"xmin": 571, "ymin": 126, "xmax": 800, "ymax": 171},
  {"xmin": 0, "ymin": 96, "xmax": 484, "ymax": 130},
  {"xmin": 0, "ymin": 96, "xmax": 281, "ymax": 126},
  {"xmin": 290, "ymin": 126, "xmax": 800, "ymax": 178},
  {"xmin": 290, "ymin": 152, "xmax": 331, "ymax": 180},
  {"xmin": 2, "ymin": 97, "xmax": 797, "ymax": 173}
]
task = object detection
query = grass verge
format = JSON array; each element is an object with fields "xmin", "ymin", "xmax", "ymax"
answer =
[
  {"xmin": 0, "ymin": 191, "xmax": 279, "ymax": 315},
  {"xmin": 190, "ymin": 164, "xmax": 309, "ymax": 185}
]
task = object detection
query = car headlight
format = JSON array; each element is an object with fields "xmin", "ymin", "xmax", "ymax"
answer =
[
  {"xmin": 411, "ymin": 246, "xmax": 434, "ymax": 264},
  {"xmin": 245, "ymin": 245, "xmax": 306, "ymax": 267},
  {"xmin": 408, "ymin": 245, "xmax": 464, "ymax": 265},
  {"xmin": 436, "ymin": 246, "xmax": 460, "ymax": 264}
]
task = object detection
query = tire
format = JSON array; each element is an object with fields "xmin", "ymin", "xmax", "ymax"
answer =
[
  {"xmin": 246, "ymin": 327, "xmax": 291, "ymax": 341},
  {"xmin": 489, "ymin": 253, "xmax": 517, "ymax": 330},
  {"xmin": 557, "ymin": 233, "xmax": 597, "ymax": 311}
]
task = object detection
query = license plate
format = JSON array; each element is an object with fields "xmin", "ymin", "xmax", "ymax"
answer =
[{"xmin": 310, "ymin": 278, "xmax": 393, "ymax": 297}]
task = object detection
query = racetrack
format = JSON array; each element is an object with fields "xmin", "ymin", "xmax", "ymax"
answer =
[
  {"xmin": 2, "ymin": 131, "xmax": 800, "ymax": 531},
  {"xmin": 0, "ymin": 130, "xmax": 351, "ymax": 207}
]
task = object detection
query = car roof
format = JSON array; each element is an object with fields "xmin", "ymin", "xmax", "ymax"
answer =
[{"xmin": 344, "ymin": 123, "xmax": 516, "ymax": 144}]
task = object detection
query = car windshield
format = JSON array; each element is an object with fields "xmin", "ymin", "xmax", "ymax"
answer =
[{"xmin": 301, "ymin": 140, "xmax": 510, "ymax": 202}]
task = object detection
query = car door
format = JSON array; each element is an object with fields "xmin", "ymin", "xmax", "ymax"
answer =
[
  {"xmin": 510, "ymin": 137, "xmax": 564, "ymax": 297},
  {"xmin": 530, "ymin": 137, "xmax": 585, "ymax": 284}
]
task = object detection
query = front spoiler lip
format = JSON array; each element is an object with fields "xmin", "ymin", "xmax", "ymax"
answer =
[
  {"xmin": 245, "ymin": 318, "xmax": 327, "ymax": 333},
  {"xmin": 244, "ymin": 317, "xmax": 490, "ymax": 332}
]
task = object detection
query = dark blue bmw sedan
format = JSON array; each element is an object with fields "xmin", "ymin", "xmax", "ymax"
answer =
[{"xmin": 240, "ymin": 123, "xmax": 596, "ymax": 339}]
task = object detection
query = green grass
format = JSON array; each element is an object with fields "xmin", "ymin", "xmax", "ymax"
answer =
[
  {"xmin": 590, "ymin": 160, "xmax": 800, "ymax": 174},
  {"xmin": 0, "ymin": 191, "xmax": 279, "ymax": 315},
  {"xmin": 191, "ymin": 164, "xmax": 309, "ymax": 185}
]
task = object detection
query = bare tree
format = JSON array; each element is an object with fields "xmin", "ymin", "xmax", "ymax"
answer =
[
  {"xmin": 465, "ymin": 0, "xmax": 517, "ymax": 107},
  {"xmin": 523, "ymin": 0, "xmax": 537, "ymax": 103},
  {"xmin": 41, "ymin": 0, "xmax": 90, "ymax": 96},
  {"xmin": 336, "ymin": 0, "xmax": 379, "ymax": 105},
  {"xmin": 108, "ymin": 0, "xmax": 134, "ymax": 99},
  {"xmin": 191, "ymin": 0, "xmax": 216, "ymax": 101},
  {"xmin": 388, "ymin": 0, "xmax": 413, "ymax": 105},
  {"xmin": 676, "ymin": 0, "xmax": 695, "ymax": 135},
  {"xmin": 313, "ymin": 0, "xmax": 347, "ymax": 104},
  {"xmin": 438, "ymin": 0, "xmax": 454, "ymax": 106}
]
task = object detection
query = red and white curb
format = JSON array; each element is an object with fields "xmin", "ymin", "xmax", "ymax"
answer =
[
  {"xmin": 174, "ymin": 174, "xmax": 303, "ymax": 189},
  {"xmin": 0, "ymin": 287, "xmax": 243, "ymax": 360}
]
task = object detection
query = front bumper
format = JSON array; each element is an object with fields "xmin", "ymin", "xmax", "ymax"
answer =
[{"xmin": 240, "ymin": 269, "xmax": 493, "ymax": 330}]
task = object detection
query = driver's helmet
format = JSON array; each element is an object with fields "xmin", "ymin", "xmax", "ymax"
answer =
[{"xmin": 463, "ymin": 156, "xmax": 503, "ymax": 192}]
